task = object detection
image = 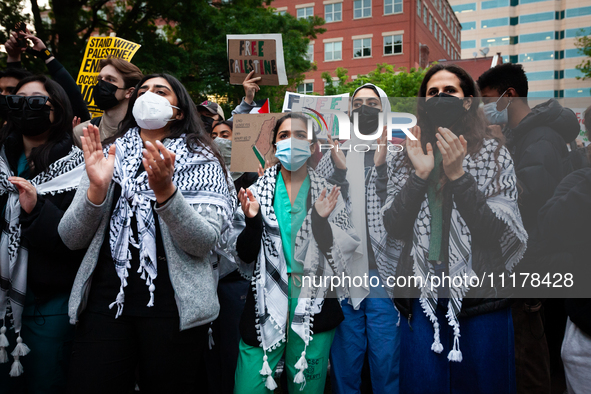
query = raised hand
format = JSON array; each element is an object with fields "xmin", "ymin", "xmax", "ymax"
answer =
[
  {"xmin": 142, "ymin": 140, "xmax": 177, "ymax": 203},
  {"xmin": 374, "ymin": 126, "xmax": 388, "ymax": 167},
  {"xmin": 435, "ymin": 127, "xmax": 467, "ymax": 181},
  {"xmin": 238, "ymin": 187, "xmax": 260, "ymax": 218},
  {"xmin": 81, "ymin": 124, "xmax": 115, "ymax": 204},
  {"xmin": 72, "ymin": 116, "xmax": 81, "ymax": 129},
  {"xmin": 314, "ymin": 185, "xmax": 341, "ymax": 218},
  {"xmin": 243, "ymin": 70, "xmax": 261, "ymax": 105},
  {"xmin": 8, "ymin": 177, "xmax": 37, "ymax": 214},
  {"xmin": 257, "ymin": 159, "xmax": 271, "ymax": 177},
  {"xmin": 406, "ymin": 126, "xmax": 434, "ymax": 180},
  {"xmin": 327, "ymin": 134, "xmax": 346, "ymax": 170}
]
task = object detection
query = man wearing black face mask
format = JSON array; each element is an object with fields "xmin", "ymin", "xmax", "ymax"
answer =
[
  {"xmin": 73, "ymin": 58, "xmax": 143, "ymax": 146},
  {"xmin": 198, "ymin": 101, "xmax": 225, "ymax": 135}
]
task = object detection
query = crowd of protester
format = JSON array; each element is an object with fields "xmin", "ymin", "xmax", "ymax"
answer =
[{"xmin": 0, "ymin": 29, "xmax": 590, "ymax": 394}]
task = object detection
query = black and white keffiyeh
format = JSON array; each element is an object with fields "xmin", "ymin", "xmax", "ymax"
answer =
[
  {"xmin": 382, "ymin": 139, "xmax": 527, "ymax": 362},
  {"xmin": 316, "ymin": 143, "xmax": 402, "ymax": 305},
  {"xmin": 107, "ymin": 128, "xmax": 235, "ymax": 318},
  {"xmin": 250, "ymin": 164, "xmax": 359, "ymax": 389},
  {"xmin": 0, "ymin": 145, "xmax": 84, "ymax": 375}
]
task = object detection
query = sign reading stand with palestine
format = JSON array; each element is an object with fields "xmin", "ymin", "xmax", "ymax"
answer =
[
  {"xmin": 226, "ymin": 34, "xmax": 287, "ymax": 86},
  {"xmin": 76, "ymin": 36, "xmax": 141, "ymax": 117}
]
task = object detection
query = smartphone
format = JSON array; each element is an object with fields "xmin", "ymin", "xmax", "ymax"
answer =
[{"xmin": 15, "ymin": 22, "xmax": 27, "ymax": 48}]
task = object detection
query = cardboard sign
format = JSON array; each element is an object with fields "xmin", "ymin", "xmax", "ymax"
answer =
[
  {"xmin": 282, "ymin": 92, "xmax": 349, "ymax": 139},
  {"xmin": 227, "ymin": 34, "xmax": 287, "ymax": 86},
  {"xmin": 231, "ymin": 113, "xmax": 283, "ymax": 172},
  {"xmin": 76, "ymin": 36, "xmax": 141, "ymax": 118}
]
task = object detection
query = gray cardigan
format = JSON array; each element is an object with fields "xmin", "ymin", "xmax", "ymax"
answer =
[{"xmin": 58, "ymin": 173, "xmax": 223, "ymax": 330}]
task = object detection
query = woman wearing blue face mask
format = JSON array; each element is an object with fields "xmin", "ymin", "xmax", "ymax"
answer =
[
  {"xmin": 233, "ymin": 112, "xmax": 360, "ymax": 393},
  {"xmin": 59, "ymin": 73, "xmax": 235, "ymax": 393}
]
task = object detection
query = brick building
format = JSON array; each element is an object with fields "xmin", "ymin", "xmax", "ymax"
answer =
[{"xmin": 270, "ymin": 0, "xmax": 462, "ymax": 94}]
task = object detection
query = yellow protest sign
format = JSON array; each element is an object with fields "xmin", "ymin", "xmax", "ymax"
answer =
[{"xmin": 76, "ymin": 36, "xmax": 141, "ymax": 117}]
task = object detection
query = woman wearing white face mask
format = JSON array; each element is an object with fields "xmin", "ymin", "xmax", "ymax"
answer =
[
  {"xmin": 233, "ymin": 113, "xmax": 360, "ymax": 393},
  {"xmin": 59, "ymin": 74, "xmax": 235, "ymax": 393}
]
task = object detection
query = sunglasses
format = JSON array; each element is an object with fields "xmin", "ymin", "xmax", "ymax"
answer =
[{"xmin": 6, "ymin": 95, "xmax": 51, "ymax": 111}]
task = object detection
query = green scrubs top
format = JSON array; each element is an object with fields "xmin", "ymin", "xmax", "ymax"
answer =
[{"xmin": 274, "ymin": 171, "xmax": 310, "ymax": 276}]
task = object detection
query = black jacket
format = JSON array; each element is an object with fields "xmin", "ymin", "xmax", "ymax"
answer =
[
  {"xmin": 503, "ymin": 99, "xmax": 579, "ymax": 270},
  {"xmin": 538, "ymin": 168, "xmax": 591, "ymax": 336},
  {"xmin": 0, "ymin": 133, "xmax": 85, "ymax": 304},
  {"xmin": 383, "ymin": 172, "xmax": 513, "ymax": 320}
]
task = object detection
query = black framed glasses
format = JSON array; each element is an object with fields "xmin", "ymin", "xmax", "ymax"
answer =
[{"xmin": 6, "ymin": 95, "xmax": 51, "ymax": 111}]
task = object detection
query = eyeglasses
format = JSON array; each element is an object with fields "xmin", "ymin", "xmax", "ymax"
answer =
[{"xmin": 5, "ymin": 95, "xmax": 51, "ymax": 111}]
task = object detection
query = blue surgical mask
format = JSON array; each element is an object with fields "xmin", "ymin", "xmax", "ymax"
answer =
[
  {"xmin": 275, "ymin": 138, "xmax": 311, "ymax": 171},
  {"xmin": 483, "ymin": 89, "xmax": 511, "ymax": 125}
]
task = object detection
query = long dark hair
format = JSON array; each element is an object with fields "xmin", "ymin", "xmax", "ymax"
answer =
[
  {"xmin": 104, "ymin": 73, "xmax": 227, "ymax": 175},
  {"xmin": 0, "ymin": 75, "xmax": 74, "ymax": 174},
  {"xmin": 406, "ymin": 64, "xmax": 503, "ymax": 190}
]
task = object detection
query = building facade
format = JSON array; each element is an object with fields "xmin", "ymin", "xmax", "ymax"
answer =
[
  {"xmin": 451, "ymin": 0, "xmax": 591, "ymax": 98},
  {"xmin": 271, "ymin": 0, "xmax": 461, "ymax": 94}
]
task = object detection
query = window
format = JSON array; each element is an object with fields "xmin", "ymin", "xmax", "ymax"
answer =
[
  {"xmin": 274, "ymin": 9, "xmax": 287, "ymax": 15},
  {"xmin": 306, "ymin": 43, "xmax": 314, "ymax": 62},
  {"xmin": 354, "ymin": 0, "xmax": 372, "ymax": 18},
  {"xmin": 297, "ymin": 7, "xmax": 314, "ymax": 19},
  {"xmin": 528, "ymin": 90, "xmax": 553, "ymax": 98},
  {"xmin": 384, "ymin": 34, "xmax": 403, "ymax": 55},
  {"xmin": 417, "ymin": 0, "xmax": 421, "ymax": 17},
  {"xmin": 519, "ymin": 31, "xmax": 553, "ymax": 43},
  {"xmin": 518, "ymin": 51, "xmax": 554, "ymax": 62},
  {"xmin": 519, "ymin": 0, "xmax": 550, "ymax": 4},
  {"xmin": 461, "ymin": 40, "xmax": 476, "ymax": 49},
  {"xmin": 385, "ymin": 0, "xmax": 402, "ymax": 14},
  {"xmin": 519, "ymin": 12, "xmax": 553, "ymax": 24},
  {"xmin": 297, "ymin": 82, "xmax": 314, "ymax": 94},
  {"xmin": 324, "ymin": 41, "xmax": 342, "ymax": 61},
  {"xmin": 564, "ymin": 89, "xmax": 590, "ymax": 98},
  {"xmin": 526, "ymin": 71, "xmax": 554, "ymax": 81},
  {"xmin": 325, "ymin": 3, "xmax": 342, "ymax": 22},
  {"xmin": 353, "ymin": 38, "xmax": 372, "ymax": 58},
  {"xmin": 439, "ymin": 30, "xmax": 443, "ymax": 45},
  {"xmin": 555, "ymin": 50, "xmax": 564, "ymax": 59},
  {"xmin": 434, "ymin": 23, "xmax": 438, "ymax": 40},
  {"xmin": 429, "ymin": 14, "xmax": 432, "ymax": 32},
  {"xmin": 462, "ymin": 21, "xmax": 476, "ymax": 30},
  {"xmin": 481, "ymin": 36, "xmax": 510, "ymax": 47},
  {"xmin": 566, "ymin": 7, "xmax": 591, "ymax": 18},
  {"xmin": 452, "ymin": 3, "xmax": 476, "ymax": 13},
  {"xmin": 554, "ymin": 70, "xmax": 564, "ymax": 79},
  {"xmin": 566, "ymin": 27, "xmax": 591, "ymax": 38},
  {"xmin": 481, "ymin": 0, "xmax": 509, "ymax": 10},
  {"xmin": 565, "ymin": 48, "xmax": 584, "ymax": 58},
  {"xmin": 481, "ymin": 17, "xmax": 509, "ymax": 28},
  {"xmin": 565, "ymin": 69, "xmax": 585, "ymax": 79},
  {"xmin": 423, "ymin": 6, "xmax": 428, "ymax": 24}
]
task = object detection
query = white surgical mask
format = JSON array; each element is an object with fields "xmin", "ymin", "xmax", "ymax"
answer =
[
  {"xmin": 132, "ymin": 91, "xmax": 179, "ymax": 130},
  {"xmin": 274, "ymin": 138, "xmax": 311, "ymax": 172},
  {"xmin": 483, "ymin": 89, "xmax": 511, "ymax": 125}
]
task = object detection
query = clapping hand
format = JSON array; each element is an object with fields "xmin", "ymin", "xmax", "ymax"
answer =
[
  {"xmin": 238, "ymin": 187, "xmax": 260, "ymax": 218},
  {"xmin": 435, "ymin": 127, "xmax": 467, "ymax": 181},
  {"xmin": 314, "ymin": 185, "xmax": 341, "ymax": 218},
  {"xmin": 81, "ymin": 124, "xmax": 115, "ymax": 205},
  {"xmin": 142, "ymin": 141, "xmax": 177, "ymax": 203},
  {"xmin": 406, "ymin": 126, "xmax": 434, "ymax": 180}
]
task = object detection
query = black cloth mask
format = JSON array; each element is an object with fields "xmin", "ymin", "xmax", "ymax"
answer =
[
  {"xmin": 93, "ymin": 80, "xmax": 122, "ymax": 111},
  {"xmin": 9, "ymin": 105, "xmax": 52, "ymax": 136},
  {"xmin": 424, "ymin": 93, "xmax": 467, "ymax": 129},
  {"xmin": 351, "ymin": 105, "xmax": 381, "ymax": 135}
]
